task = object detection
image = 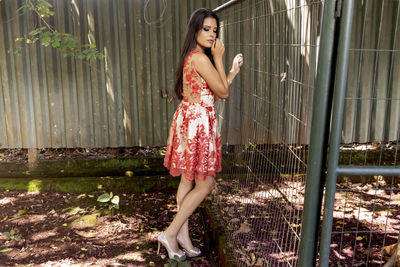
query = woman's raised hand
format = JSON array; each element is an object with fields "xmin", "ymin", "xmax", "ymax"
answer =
[
  {"xmin": 231, "ymin": 53, "xmax": 243, "ymax": 75},
  {"xmin": 211, "ymin": 38, "xmax": 225, "ymax": 60}
]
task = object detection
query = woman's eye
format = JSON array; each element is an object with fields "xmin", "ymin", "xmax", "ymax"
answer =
[{"xmin": 203, "ymin": 28, "xmax": 209, "ymax": 32}]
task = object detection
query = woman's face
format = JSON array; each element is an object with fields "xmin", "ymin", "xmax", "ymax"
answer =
[{"xmin": 196, "ymin": 17, "xmax": 218, "ymax": 51}]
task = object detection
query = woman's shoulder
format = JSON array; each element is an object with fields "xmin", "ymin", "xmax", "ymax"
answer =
[{"xmin": 190, "ymin": 51, "xmax": 211, "ymax": 66}]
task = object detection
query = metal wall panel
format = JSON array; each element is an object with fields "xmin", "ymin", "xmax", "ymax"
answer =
[
  {"xmin": 343, "ymin": 0, "xmax": 400, "ymax": 143},
  {"xmin": 1, "ymin": 0, "xmax": 398, "ymax": 148},
  {"xmin": 0, "ymin": 0, "xmax": 225, "ymax": 148},
  {"xmin": 216, "ymin": 0, "xmax": 320, "ymax": 145},
  {"xmin": 216, "ymin": 0, "xmax": 399, "ymax": 146}
]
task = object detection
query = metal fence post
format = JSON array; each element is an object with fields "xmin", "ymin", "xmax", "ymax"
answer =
[
  {"xmin": 319, "ymin": 0, "xmax": 355, "ymax": 265},
  {"xmin": 298, "ymin": 0, "xmax": 338, "ymax": 266}
]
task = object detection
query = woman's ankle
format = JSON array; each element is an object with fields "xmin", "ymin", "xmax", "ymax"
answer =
[{"xmin": 164, "ymin": 228, "xmax": 177, "ymax": 240}]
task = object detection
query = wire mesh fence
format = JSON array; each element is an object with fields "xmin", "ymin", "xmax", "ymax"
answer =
[
  {"xmin": 211, "ymin": 0, "xmax": 400, "ymax": 266},
  {"xmin": 327, "ymin": 0, "xmax": 400, "ymax": 265},
  {"xmin": 211, "ymin": 1, "xmax": 322, "ymax": 266}
]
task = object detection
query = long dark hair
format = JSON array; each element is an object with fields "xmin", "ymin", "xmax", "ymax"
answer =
[{"xmin": 174, "ymin": 8, "xmax": 219, "ymax": 100}]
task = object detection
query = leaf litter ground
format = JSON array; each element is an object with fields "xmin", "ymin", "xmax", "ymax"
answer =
[
  {"xmin": 0, "ymin": 189, "xmax": 211, "ymax": 266},
  {"xmin": 211, "ymin": 177, "xmax": 399, "ymax": 266}
]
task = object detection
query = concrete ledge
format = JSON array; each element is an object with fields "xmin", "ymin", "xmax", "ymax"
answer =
[
  {"xmin": 0, "ymin": 175, "xmax": 179, "ymax": 193},
  {"xmin": 0, "ymin": 157, "xmax": 168, "ymax": 178},
  {"xmin": 201, "ymin": 199, "xmax": 235, "ymax": 267}
]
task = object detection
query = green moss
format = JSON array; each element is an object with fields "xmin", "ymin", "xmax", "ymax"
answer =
[
  {"xmin": 69, "ymin": 212, "xmax": 100, "ymax": 228},
  {"xmin": 0, "ymin": 175, "xmax": 178, "ymax": 193},
  {"xmin": 0, "ymin": 157, "xmax": 167, "ymax": 179},
  {"xmin": 27, "ymin": 179, "xmax": 43, "ymax": 192}
]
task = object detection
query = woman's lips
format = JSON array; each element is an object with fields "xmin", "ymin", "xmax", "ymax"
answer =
[{"xmin": 207, "ymin": 40, "xmax": 214, "ymax": 44}]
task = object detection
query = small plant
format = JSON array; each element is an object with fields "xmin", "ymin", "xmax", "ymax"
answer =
[
  {"xmin": 2, "ymin": 230, "xmax": 21, "ymax": 241},
  {"xmin": 164, "ymin": 255, "xmax": 191, "ymax": 267},
  {"xmin": 97, "ymin": 192, "xmax": 119, "ymax": 215}
]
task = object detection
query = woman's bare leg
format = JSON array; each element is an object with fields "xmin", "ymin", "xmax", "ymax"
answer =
[
  {"xmin": 163, "ymin": 175, "xmax": 215, "ymax": 252},
  {"xmin": 176, "ymin": 174, "xmax": 194, "ymax": 247}
]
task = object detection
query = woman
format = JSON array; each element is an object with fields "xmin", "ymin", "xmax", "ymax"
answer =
[{"xmin": 159, "ymin": 8, "xmax": 243, "ymax": 259}]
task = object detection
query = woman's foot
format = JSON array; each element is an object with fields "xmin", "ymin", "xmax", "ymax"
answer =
[
  {"xmin": 176, "ymin": 233, "xmax": 201, "ymax": 257},
  {"xmin": 157, "ymin": 232, "xmax": 185, "ymax": 259}
]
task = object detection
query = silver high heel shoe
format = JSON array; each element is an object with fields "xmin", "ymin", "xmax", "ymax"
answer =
[
  {"xmin": 177, "ymin": 235, "xmax": 201, "ymax": 257},
  {"xmin": 157, "ymin": 232, "xmax": 186, "ymax": 259}
]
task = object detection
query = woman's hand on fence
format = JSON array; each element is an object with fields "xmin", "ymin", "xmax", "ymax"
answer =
[
  {"xmin": 231, "ymin": 53, "xmax": 243, "ymax": 75},
  {"xmin": 211, "ymin": 38, "xmax": 225, "ymax": 60}
]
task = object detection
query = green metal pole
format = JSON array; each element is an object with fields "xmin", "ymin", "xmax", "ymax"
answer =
[
  {"xmin": 337, "ymin": 166, "xmax": 400, "ymax": 176},
  {"xmin": 319, "ymin": 0, "xmax": 355, "ymax": 266},
  {"xmin": 298, "ymin": 1, "xmax": 338, "ymax": 266}
]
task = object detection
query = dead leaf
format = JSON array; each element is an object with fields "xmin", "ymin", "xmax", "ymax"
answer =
[
  {"xmin": 161, "ymin": 90, "xmax": 168, "ymax": 99},
  {"xmin": 250, "ymin": 252, "xmax": 256, "ymax": 265},
  {"xmin": 255, "ymin": 257, "xmax": 264, "ymax": 266},
  {"xmin": 13, "ymin": 208, "xmax": 28, "ymax": 217},
  {"xmin": 384, "ymin": 243, "xmax": 398, "ymax": 255},
  {"xmin": 233, "ymin": 221, "xmax": 251, "ymax": 236},
  {"xmin": 230, "ymin": 218, "xmax": 240, "ymax": 223}
]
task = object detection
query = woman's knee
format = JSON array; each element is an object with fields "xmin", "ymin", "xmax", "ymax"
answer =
[
  {"xmin": 196, "ymin": 176, "xmax": 216, "ymax": 194},
  {"xmin": 180, "ymin": 173, "xmax": 194, "ymax": 187}
]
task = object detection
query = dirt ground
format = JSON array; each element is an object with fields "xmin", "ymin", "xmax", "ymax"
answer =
[
  {"xmin": 211, "ymin": 177, "xmax": 399, "ymax": 266},
  {"xmin": 0, "ymin": 189, "xmax": 211, "ymax": 267}
]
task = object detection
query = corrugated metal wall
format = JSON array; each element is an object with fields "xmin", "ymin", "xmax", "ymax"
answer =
[
  {"xmin": 217, "ymin": 0, "xmax": 400, "ymax": 145},
  {"xmin": 0, "ymin": 0, "xmax": 225, "ymax": 148},
  {"xmin": 1, "ymin": 0, "xmax": 399, "ymax": 148},
  {"xmin": 343, "ymin": 0, "xmax": 400, "ymax": 143},
  {"xmin": 216, "ymin": 0, "xmax": 320, "ymax": 145}
]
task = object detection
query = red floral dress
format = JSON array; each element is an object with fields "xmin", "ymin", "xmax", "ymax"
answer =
[{"xmin": 163, "ymin": 50, "xmax": 222, "ymax": 181}]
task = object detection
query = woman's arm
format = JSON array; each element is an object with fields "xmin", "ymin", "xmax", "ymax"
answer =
[
  {"xmin": 215, "ymin": 53, "xmax": 243, "ymax": 101},
  {"xmin": 193, "ymin": 52, "xmax": 229, "ymax": 99},
  {"xmin": 194, "ymin": 39, "xmax": 243, "ymax": 99}
]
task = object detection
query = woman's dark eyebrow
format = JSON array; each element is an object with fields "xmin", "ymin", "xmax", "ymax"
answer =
[{"xmin": 203, "ymin": 24, "xmax": 217, "ymax": 29}]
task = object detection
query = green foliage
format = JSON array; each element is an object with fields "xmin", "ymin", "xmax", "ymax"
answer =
[
  {"xmin": 164, "ymin": 255, "xmax": 191, "ymax": 267},
  {"xmin": 0, "ymin": 248, "xmax": 13, "ymax": 253},
  {"xmin": 9, "ymin": 0, "xmax": 104, "ymax": 61},
  {"xmin": 17, "ymin": 0, "xmax": 54, "ymax": 18},
  {"xmin": 155, "ymin": 147, "xmax": 167, "ymax": 156},
  {"xmin": 2, "ymin": 229, "xmax": 22, "ymax": 241},
  {"xmin": 97, "ymin": 192, "xmax": 120, "ymax": 215}
]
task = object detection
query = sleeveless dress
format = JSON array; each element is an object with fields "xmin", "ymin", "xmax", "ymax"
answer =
[{"xmin": 163, "ymin": 49, "xmax": 222, "ymax": 181}]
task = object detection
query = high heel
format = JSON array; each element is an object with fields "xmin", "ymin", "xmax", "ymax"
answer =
[
  {"xmin": 177, "ymin": 235, "xmax": 201, "ymax": 257},
  {"xmin": 157, "ymin": 232, "xmax": 186, "ymax": 259}
]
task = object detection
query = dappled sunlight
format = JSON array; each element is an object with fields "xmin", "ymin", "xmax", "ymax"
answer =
[
  {"xmin": 333, "ymin": 187, "xmax": 400, "ymax": 232},
  {"xmin": 71, "ymin": 0, "xmax": 80, "ymax": 18},
  {"xmin": 328, "ymin": 178, "xmax": 400, "ymax": 264},
  {"xmin": 0, "ymin": 189, "xmax": 207, "ymax": 266},
  {"xmin": 211, "ymin": 178, "xmax": 303, "ymax": 266},
  {"xmin": 87, "ymin": 7, "xmax": 95, "ymax": 45},
  {"xmin": 104, "ymin": 47, "xmax": 114, "ymax": 104},
  {"xmin": 269, "ymin": 251, "xmax": 297, "ymax": 262},
  {"xmin": 0, "ymin": 196, "xmax": 16, "ymax": 204},
  {"xmin": 124, "ymin": 108, "xmax": 132, "ymax": 144},
  {"xmin": 284, "ymin": 0, "xmax": 311, "ymax": 63},
  {"xmin": 117, "ymin": 251, "xmax": 147, "ymax": 262},
  {"xmin": 11, "ymin": 214, "xmax": 46, "ymax": 225},
  {"xmin": 146, "ymin": 231, "xmax": 159, "ymax": 240},
  {"xmin": 31, "ymin": 228, "xmax": 58, "ymax": 242}
]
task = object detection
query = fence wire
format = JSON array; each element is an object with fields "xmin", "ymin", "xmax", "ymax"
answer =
[
  {"xmin": 328, "ymin": 0, "xmax": 400, "ymax": 265},
  {"xmin": 211, "ymin": 0, "xmax": 400, "ymax": 266},
  {"xmin": 212, "ymin": 1, "xmax": 322, "ymax": 266}
]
